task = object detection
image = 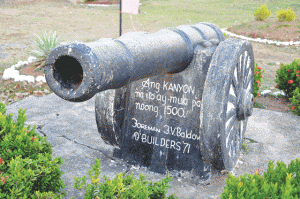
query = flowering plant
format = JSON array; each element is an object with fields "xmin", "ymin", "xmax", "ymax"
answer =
[
  {"xmin": 253, "ymin": 63, "xmax": 265, "ymax": 100},
  {"xmin": 288, "ymin": 87, "xmax": 300, "ymax": 116},
  {"xmin": 275, "ymin": 59, "xmax": 300, "ymax": 99},
  {"xmin": 0, "ymin": 102, "xmax": 66, "ymax": 198}
]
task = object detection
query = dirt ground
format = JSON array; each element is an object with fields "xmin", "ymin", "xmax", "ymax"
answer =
[
  {"xmin": 249, "ymin": 41, "xmax": 300, "ymax": 91},
  {"xmin": 229, "ymin": 17, "xmax": 300, "ymax": 42}
]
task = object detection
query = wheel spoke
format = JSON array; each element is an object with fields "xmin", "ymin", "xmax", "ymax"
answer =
[
  {"xmin": 244, "ymin": 54, "xmax": 250, "ymax": 85},
  {"xmin": 232, "ymin": 69, "xmax": 239, "ymax": 97},
  {"xmin": 235, "ymin": 121, "xmax": 241, "ymax": 151},
  {"xmin": 226, "ymin": 119, "xmax": 237, "ymax": 158},
  {"xmin": 226, "ymin": 107, "xmax": 236, "ymax": 122},
  {"xmin": 237, "ymin": 58, "xmax": 241, "ymax": 89},
  {"xmin": 228, "ymin": 94, "xmax": 236, "ymax": 106},
  {"xmin": 241, "ymin": 119, "xmax": 247, "ymax": 139},
  {"xmin": 226, "ymin": 125, "xmax": 234, "ymax": 156},
  {"xmin": 225, "ymin": 115, "xmax": 236, "ymax": 136},
  {"xmin": 242, "ymin": 53, "xmax": 248, "ymax": 87},
  {"xmin": 245, "ymin": 56, "xmax": 253, "ymax": 91},
  {"xmin": 246, "ymin": 74, "xmax": 254, "ymax": 94},
  {"xmin": 239, "ymin": 53, "xmax": 245, "ymax": 89},
  {"xmin": 244, "ymin": 66, "xmax": 250, "ymax": 88},
  {"xmin": 230, "ymin": 139, "xmax": 234, "ymax": 158},
  {"xmin": 243, "ymin": 51, "xmax": 248, "ymax": 74}
]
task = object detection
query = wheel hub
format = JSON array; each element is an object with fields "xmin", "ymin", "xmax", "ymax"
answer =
[{"xmin": 237, "ymin": 89, "xmax": 254, "ymax": 121}]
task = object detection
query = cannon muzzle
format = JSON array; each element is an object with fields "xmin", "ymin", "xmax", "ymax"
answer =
[{"xmin": 45, "ymin": 23, "xmax": 224, "ymax": 102}]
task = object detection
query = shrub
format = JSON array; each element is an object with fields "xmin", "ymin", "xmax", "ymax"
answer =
[
  {"xmin": 254, "ymin": 4, "xmax": 271, "ymax": 21},
  {"xmin": 220, "ymin": 158, "xmax": 300, "ymax": 198},
  {"xmin": 253, "ymin": 62, "xmax": 265, "ymax": 99},
  {"xmin": 288, "ymin": 87, "xmax": 300, "ymax": 116},
  {"xmin": 275, "ymin": 59, "xmax": 300, "ymax": 99},
  {"xmin": 0, "ymin": 102, "xmax": 66, "ymax": 198},
  {"xmin": 72, "ymin": 158, "xmax": 179, "ymax": 199},
  {"xmin": 276, "ymin": 8, "xmax": 296, "ymax": 22},
  {"xmin": 0, "ymin": 102, "xmax": 178, "ymax": 198}
]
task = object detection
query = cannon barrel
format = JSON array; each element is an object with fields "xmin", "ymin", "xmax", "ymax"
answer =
[{"xmin": 44, "ymin": 23, "xmax": 224, "ymax": 102}]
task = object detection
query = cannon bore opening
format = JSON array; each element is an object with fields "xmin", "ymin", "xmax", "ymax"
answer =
[{"xmin": 53, "ymin": 56, "xmax": 83, "ymax": 90}]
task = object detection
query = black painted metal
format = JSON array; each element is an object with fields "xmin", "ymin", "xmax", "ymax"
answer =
[
  {"xmin": 44, "ymin": 23, "xmax": 254, "ymax": 183},
  {"xmin": 44, "ymin": 23, "xmax": 224, "ymax": 102}
]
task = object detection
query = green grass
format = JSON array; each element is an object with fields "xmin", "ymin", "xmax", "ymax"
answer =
[
  {"xmin": 239, "ymin": 22, "xmax": 248, "ymax": 28},
  {"xmin": 267, "ymin": 62, "xmax": 276, "ymax": 66},
  {"xmin": 254, "ymin": 102, "xmax": 265, "ymax": 109},
  {"xmin": 276, "ymin": 24, "xmax": 291, "ymax": 29},
  {"xmin": 113, "ymin": 0, "xmax": 300, "ymax": 31},
  {"xmin": 0, "ymin": 0, "xmax": 299, "ymax": 107},
  {"xmin": 241, "ymin": 138, "xmax": 256, "ymax": 155}
]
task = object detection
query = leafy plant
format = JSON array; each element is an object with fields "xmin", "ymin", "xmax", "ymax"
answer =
[
  {"xmin": 276, "ymin": 8, "xmax": 296, "ymax": 22},
  {"xmin": 241, "ymin": 140, "xmax": 250, "ymax": 155},
  {"xmin": 267, "ymin": 62, "xmax": 276, "ymax": 66},
  {"xmin": 0, "ymin": 102, "xmax": 66, "ymax": 198},
  {"xmin": 72, "ymin": 158, "xmax": 178, "ymax": 199},
  {"xmin": 29, "ymin": 31, "xmax": 60, "ymax": 72},
  {"xmin": 221, "ymin": 158, "xmax": 300, "ymax": 198},
  {"xmin": 254, "ymin": 4, "xmax": 271, "ymax": 21},
  {"xmin": 288, "ymin": 87, "xmax": 300, "ymax": 116},
  {"xmin": 0, "ymin": 101, "xmax": 178, "ymax": 198},
  {"xmin": 253, "ymin": 62, "xmax": 265, "ymax": 99},
  {"xmin": 275, "ymin": 59, "xmax": 300, "ymax": 99},
  {"xmin": 253, "ymin": 102, "xmax": 265, "ymax": 109},
  {"xmin": 241, "ymin": 139, "xmax": 256, "ymax": 155}
]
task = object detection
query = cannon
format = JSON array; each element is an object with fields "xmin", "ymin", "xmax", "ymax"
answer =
[{"xmin": 45, "ymin": 22, "xmax": 254, "ymax": 183}]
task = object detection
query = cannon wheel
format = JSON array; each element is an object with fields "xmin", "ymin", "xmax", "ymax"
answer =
[
  {"xmin": 201, "ymin": 38, "xmax": 254, "ymax": 171},
  {"xmin": 95, "ymin": 87, "xmax": 127, "ymax": 147}
]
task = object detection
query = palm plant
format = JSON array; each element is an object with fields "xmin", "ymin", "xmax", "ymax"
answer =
[{"xmin": 29, "ymin": 30, "xmax": 60, "ymax": 71}]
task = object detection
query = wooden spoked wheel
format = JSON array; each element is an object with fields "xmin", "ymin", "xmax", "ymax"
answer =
[{"xmin": 201, "ymin": 38, "xmax": 255, "ymax": 171}]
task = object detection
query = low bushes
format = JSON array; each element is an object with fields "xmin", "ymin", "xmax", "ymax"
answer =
[
  {"xmin": 0, "ymin": 102, "xmax": 177, "ymax": 198},
  {"xmin": 71, "ymin": 158, "xmax": 178, "ymax": 199},
  {"xmin": 275, "ymin": 59, "xmax": 300, "ymax": 116},
  {"xmin": 288, "ymin": 87, "xmax": 300, "ymax": 116},
  {"xmin": 276, "ymin": 8, "xmax": 296, "ymax": 22},
  {"xmin": 275, "ymin": 59, "xmax": 300, "ymax": 99},
  {"xmin": 254, "ymin": 4, "xmax": 271, "ymax": 21},
  {"xmin": 0, "ymin": 103, "xmax": 66, "ymax": 198},
  {"xmin": 253, "ymin": 59, "xmax": 300, "ymax": 116},
  {"xmin": 254, "ymin": 4, "xmax": 296, "ymax": 22},
  {"xmin": 221, "ymin": 159, "xmax": 300, "ymax": 198}
]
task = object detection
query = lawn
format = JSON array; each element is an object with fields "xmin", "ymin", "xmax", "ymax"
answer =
[{"xmin": 0, "ymin": 0, "xmax": 299, "ymax": 70}]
